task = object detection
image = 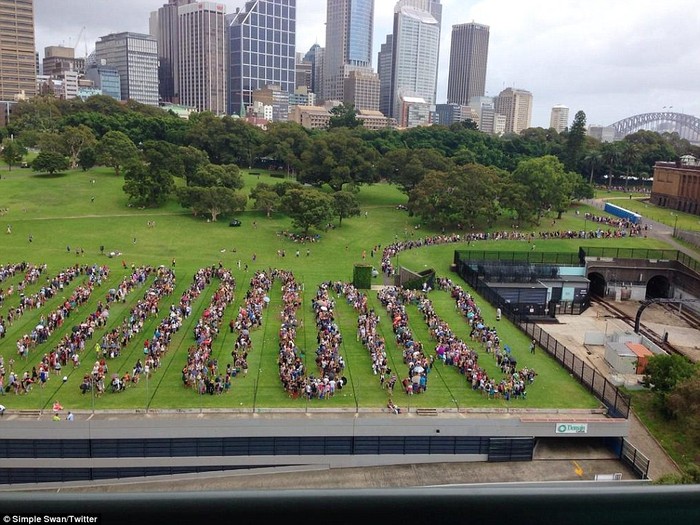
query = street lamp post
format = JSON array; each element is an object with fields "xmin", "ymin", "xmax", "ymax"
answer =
[{"xmin": 673, "ymin": 214, "xmax": 679, "ymax": 237}]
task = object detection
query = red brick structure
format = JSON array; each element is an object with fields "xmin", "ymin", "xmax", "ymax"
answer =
[{"xmin": 651, "ymin": 158, "xmax": 700, "ymax": 216}]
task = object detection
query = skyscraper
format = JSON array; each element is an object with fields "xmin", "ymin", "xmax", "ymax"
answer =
[
  {"xmin": 322, "ymin": 0, "xmax": 374, "ymax": 103},
  {"xmin": 344, "ymin": 69, "xmax": 379, "ymax": 111},
  {"xmin": 178, "ymin": 2, "xmax": 227, "ymax": 114},
  {"xmin": 0, "ymin": 0, "xmax": 36, "ymax": 101},
  {"xmin": 150, "ymin": 0, "xmax": 196, "ymax": 104},
  {"xmin": 390, "ymin": 0, "xmax": 441, "ymax": 125},
  {"xmin": 447, "ymin": 22, "xmax": 489, "ymax": 105},
  {"xmin": 94, "ymin": 32, "xmax": 159, "ymax": 106},
  {"xmin": 495, "ymin": 87, "xmax": 533, "ymax": 134},
  {"xmin": 228, "ymin": 0, "xmax": 297, "ymax": 116},
  {"xmin": 377, "ymin": 34, "xmax": 393, "ymax": 117},
  {"xmin": 302, "ymin": 43, "xmax": 323, "ymax": 95},
  {"xmin": 550, "ymin": 104, "xmax": 570, "ymax": 133}
]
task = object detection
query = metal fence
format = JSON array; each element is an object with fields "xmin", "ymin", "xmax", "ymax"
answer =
[
  {"xmin": 454, "ymin": 250, "xmax": 582, "ymax": 266},
  {"xmin": 620, "ymin": 437, "xmax": 651, "ymax": 479},
  {"xmin": 581, "ymin": 246, "xmax": 681, "ymax": 260},
  {"xmin": 521, "ymin": 323, "xmax": 631, "ymax": 419}
]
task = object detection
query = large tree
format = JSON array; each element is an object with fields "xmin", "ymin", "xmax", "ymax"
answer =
[
  {"xmin": 186, "ymin": 163, "xmax": 242, "ymax": 190},
  {"xmin": 61, "ymin": 124, "xmax": 97, "ymax": 169},
  {"xmin": 379, "ymin": 148, "xmax": 453, "ymax": 194},
  {"xmin": 299, "ymin": 129, "xmax": 379, "ymax": 191},
  {"xmin": 141, "ymin": 140, "xmax": 184, "ymax": 179},
  {"xmin": 123, "ymin": 162, "xmax": 175, "ymax": 207},
  {"xmin": 328, "ymin": 103, "xmax": 361, "ymax": 129},
  {"xmin": 564, "ymin": 110, "xmax": 587, "ymax": 172},
  {"xmin": 97, "ymin": 130, "xmax": 140, "ymax": 176},
  {"xmin": 280, "ymin": 188, "xmax": 334, "ymax": 233},
  {"xmin": 408, "ymin": 164, "xmax": 504, "ymax": 228},
  {"xmin": 509, "ymin": 155, "xmax": 573, "ymax": 223},
  {"xmin": 31, "ymin": 151, "xmax": 69, "ymax": 175},
  {"xmin": 250, "ymin": 182, "xmax": 281, "ymax": 218},
  {"xmin": 179, "ymin": 145, "xmax": 210, "ymax": 181},
  {"xmin": 332, "ymin": 190, "xmax": 361, "ymax": 226},
  {"xmin": 260, "ymin": 121, "xmax": 310, "ymax": 175},
  {"xmin": 1, "ymin": 139, "xmax": 27, "ymax": 171},
  {"xmin": 177, "ymin": 186, "xmax": 247, "ymax": 222}
]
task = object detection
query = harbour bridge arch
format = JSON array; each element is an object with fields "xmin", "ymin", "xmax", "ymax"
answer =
[{"xmin": 610, "ymin": 112, "xmax": 700, "ymax": 143}]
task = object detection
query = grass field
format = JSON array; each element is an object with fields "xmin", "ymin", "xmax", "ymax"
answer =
[{"xmin": 0, "ymin": 166, "xmax": 673, "ymax": 412}]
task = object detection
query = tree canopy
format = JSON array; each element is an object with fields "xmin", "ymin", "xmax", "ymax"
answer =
[{"xmin": 280, "ymin": 187, "xmax": 334, "ymax": 233}]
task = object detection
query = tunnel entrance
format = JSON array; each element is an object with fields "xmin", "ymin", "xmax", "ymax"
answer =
[
  {"xmin": 646, "ymin": 275, "xmax": 671, "ymax": 299},
  {"xmin": 588, "ymin": 272, "xmax": 607, "ymax": 297}
]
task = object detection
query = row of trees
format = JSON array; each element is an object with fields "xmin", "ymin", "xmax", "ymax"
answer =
[
  {"xmin": 3, "ymin": 95, "xmax": 696, "ymax": 185},
  {"xmin": 3, "ymin": 95, "xmax": 697, "ymax": 227}
]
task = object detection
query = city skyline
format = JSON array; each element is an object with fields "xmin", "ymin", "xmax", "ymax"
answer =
[{"xmin": 33, "ymin": 0, "xmax": 700, "ymax": 128}]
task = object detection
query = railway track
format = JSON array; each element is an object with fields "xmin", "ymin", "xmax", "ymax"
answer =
[
  {"xmin": 589, "ymin": 297, "xmax": 687, "ymax": 358},
  {"xmin": 657, "ymin": 301, "xmax": 700, "ymax": 331}
]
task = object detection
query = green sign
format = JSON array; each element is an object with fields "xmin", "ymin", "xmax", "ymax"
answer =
[{"xmin": 555, "ymin": 423, "xmax": 588, "ymax": 434}]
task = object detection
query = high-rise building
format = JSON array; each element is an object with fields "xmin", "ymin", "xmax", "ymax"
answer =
[
  {"xmin": 228, "ymin": 0, "xmax": 297, "ymax": 116},
  {"xmin": 495, "ymin": 87, "xmax": 533, "ymax": 134},
  {"xmin": 390, "ymin": 1, "xmax": 441, "ymax": 125},
  {"xmin": 94, "ymin": 32, "xmax": 159, "ymax": 106},
  {"xmin": 312, "ymin": 46, "xmax": 324, "ymax": 98},
  {"xmin": 377, "ymin": 34, "xmax": 393, "ymax": 117},
  {"xmin": 323, "ymin": 0, "xmax": 374, "ymax": 103},
  {"xmin": 550, "ymin": 104, "xmax": 570, "ymax": 133},
  {"xmin": 300, "ymin": 44, "xmax": 323, "ymax": 95},
  {"xmin": 178, "ymin": 2, "xmax": 227, "ymax": 114},
  {"xmin": 0, "ymin": 0, "xmax": 36, "ymax": 101},
  {"xmin": 434, "ymin": 103, "xmax": 477, "ymax": 127},
  {"xmin": 43, "ymin": 46, "xmax": 80, "ymax": 76},
  {"xmin": 150, "ymin": 0, "xmax": 196, "ymax": 104},
  {"xmin": 344, "ymin": 69, "xmax": 379, "ymax": 111},
  {"xmin": 251, "ymin": 83, "xmax": 289, "ymax": 122},
  {"xmin": 295, "ymin": 52, "xmax": 312, "ymax": 91},
  {"xmin": 447, "ymin": 22, "xmax": 489, "ymax": 105},
  {"xmin": 84, "ymin": 63, "xmax": 122, "ymax": 101}
]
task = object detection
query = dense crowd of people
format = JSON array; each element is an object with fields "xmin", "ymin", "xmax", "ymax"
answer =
[
  {"xmin": 0, "ymin": 264, "xmax": 98, "ymax": 333},
  {"xmin": 275, "ymin": 275, "xmax": 347, "ymax": 400},
  {"xmin": 334, "ymin": 282, "xmax": 395, "ymax": 390},
  {"xmin": 277, "ymin": 270, "xmax": 304, "ymax": 396},
  {"xmin": 377, "ymin": 287, "xmax": 431, "ymax": 395},
  {"xmin": 437, "ymin": 277, "xmax": 536, "ymax": 400},
  {"xmin": 5, "ymin": 265, "xmax": 111, "ymax": 395},
  {"xmin": 582, "ymin": 213, "xmax": 643, "ymax": 236},
  {"xmin": 183, "ymin": 267, "xmax": 236, "ymax": 395},
  {"xmin": 98, "ymin": 267, "xmax": 175, "ymax": 360}
]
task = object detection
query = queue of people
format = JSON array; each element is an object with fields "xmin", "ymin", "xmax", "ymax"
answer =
[
  {"xmin": 277, "ymin": 270, "xmax": 304, "ymax": 397},
  {"xmin": 377, "ymin": 287, "xmax": 431, "ymax": 395},
  {"xmin": 98, "ymin": 267, "xmax": 175, "ymax": 360},
  {"xmin": 1, "ymin": 264, "xmax": 102, "ymax": 332},
  {"xmin": 182, "ymin": 267, "xmax": 236, "ymax": 395}
]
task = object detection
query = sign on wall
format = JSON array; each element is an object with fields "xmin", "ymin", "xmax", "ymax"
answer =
[{"xmin": 555, "ymin": 423, "xmax": 589, "ymax": 434}]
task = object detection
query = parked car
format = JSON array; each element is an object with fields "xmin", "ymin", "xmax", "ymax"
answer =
[{"xmin": 229, "ymin": 219, "xmax": 242, "ymax": 227}]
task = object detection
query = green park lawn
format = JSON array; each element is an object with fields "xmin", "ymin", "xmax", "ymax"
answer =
[{"xmin": 0, "ymin": 167, "xmax": 674, "ymax": 412}]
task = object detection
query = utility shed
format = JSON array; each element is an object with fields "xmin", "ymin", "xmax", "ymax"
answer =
[
  {"xmin": 605, "ymin": 342, "xmax": 639, "ymax": 375},
  {"xmin": 625, "ymin": 342, "xmax": 653, "ymax": 374}
]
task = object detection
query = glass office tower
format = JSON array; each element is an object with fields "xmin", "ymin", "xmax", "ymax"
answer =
[{"xmin": 228, "ymin": 0, "xmax": 296, "ymax": 116}]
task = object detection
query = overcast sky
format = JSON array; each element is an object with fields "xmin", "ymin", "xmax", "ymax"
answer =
[{"xmin": 34, "ymin": 0, "xmax": 700, "ymax": 128}]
